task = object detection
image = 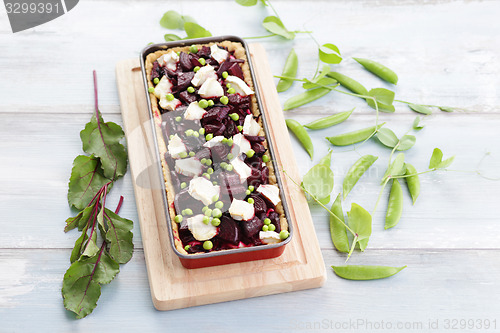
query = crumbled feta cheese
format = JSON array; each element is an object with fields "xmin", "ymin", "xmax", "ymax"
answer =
[
  {"xmin": 157, "ymin": 51, "xmax": 179, "ymax": 71},
  {"xmin": 187, "ymin": 214, "xmax": 218, "ymax": 241},
  {"xmin": 203, "ymin": 135, "xmax": 225, "ymax": 148},
  {"xmin": 184, "ymin": 101, "xmax": 207, "ymax": 120},
  {"xmin": 198, "ymin": 77, "xmax": 224, "ymax": 98},
  {"xmin": 210, "ymin": 44, "xmax": 229, "ymax": 63},
  {"xmin": 259, "ymin": 231, "xmax": 281, "ymax": 244},
  {"xmin": 229, "ymin": 199, "xmax": 255, "ymax": 221},
  {"xmin": 256, "ymin": 184, "xmax": 281, "ymax": 206},
  {"xmin": 188, "ymin": 177, "xmax": 220, "ymax": 206},
  {"xmin": 231, "ymin": 133, "xmax": 251, "ymax": 157},
  {"xmin": 225, "ymin": 75, "xmax": 254, "ymax": 96},
  {"xmin": 167, "ymin": 134, "xmax": 187, "ymax": 159},
  {"xmin": 242, "ymin": 114, "xmax": 261, "ymax": 136},
  {"xmin": 191, "ymin": 65, "xmax": 217, "ymax": 87},
  {"xmin": 159, "ymin": 96, "xmax": 181, "ymax": 111},
  {"xmin": 231, "ymin": 157, "xmax": 252, "ymax": 183},
  {"xmin": 175, "ymin": 157, "xmax": 203, "ymax": 177},
  {"xmin": 153, "ymin": 76, "xmax": 173, "ymax": 99}
]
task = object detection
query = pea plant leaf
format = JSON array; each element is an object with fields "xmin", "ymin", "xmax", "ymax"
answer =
[
  {"xmin": 301, "ymin": 164, "xmax": 334, "ymax": 203},
  {"xmin": 184, "ymin": 22, "xmax": 212, "ymax": 39},
  {"xmin": 80, "ymin": 111, "xmax": 127, "ymax": 180},
  {"xmin": 236, "ymin": 0, "xmax": 258, "ymax": 6},
  {"xmin": 429, "ymin": 148, "xmax": 455, "ymax": 169},
  {"xmin": 413, "ymin": 116, "xmax": 424, "ymax": 130},
  {"xmin": 409, "ymin": 103, "xmax": 432, "ymax": 115},
  {"xmin": 262, "ymin": 16, "xmax": 295, "ymax": 40},
  {"xmin": 67, "ymin": 155, "xmax": 111, "ymax": 211},
  {"xmin": 104, "ymin": 208, "xmax": 134, "ymax": 264},
  {"xmin": 160, "ymin": 10, "xmax": 196, "ymax": 30},
  {"xmin": 439, "ymin": 106, "xmax": 456, "ymax": 112},
  {"xmin": 377, "ymin": 128, "xmax": 399, "ymax": 148},
  {"xmin": 366, "ymin": 88, "xmax": 395, "ymax": 112},
  {"xmin": 319, "ymin": 43, "xmax": 342, "ymax": 64},
  {"xmin": 277, "ymin": 48, "xmax": 298, "ymax": 92},
  {"xmin": 382, "ymin": 153, "xmax": 406, "ymax": 184},
  {"xmin": 347, "ymin": 203, "xmax": 372, "ymax": 252},
  {"xmin": 164, "ymin": 33, "xmax": 182, "ymax": 42},
  {"xmin": 397, "ymin": 135, "xmax": 416, "ymax": 151}
]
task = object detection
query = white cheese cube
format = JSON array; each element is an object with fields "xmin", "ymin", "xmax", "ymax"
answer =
[
  {"xmin": 198, "ymin": 77, "xmax": 224, "ymax": 98},
  {"xmin": 225, "ymin": 75, "xmax": 254, "ymax": 96},
  {"xmin": 157, "ymin": 51, "xmax": 179, "ymax": 71},
  {"xmin": 210, "ymin": 44, "xmax": 229, "ymax": 63},
  {"xmin": 203, "ymin": 135, "xmax": 225, "ymax": 148},
  {"xmin": 187, "ymin": 214, "xmax": 218, "ymax": 241},
  {"xmin": 153, "ymin": 76, "xmax": 173, "ymax": 99},
  {"xmin": 184, "ymin": 101, "xmax": 207, "ymax": 120},
  {"xmin": 256, "ymin": 184, "xmax": 281, "ymax": 206},
  {"xmin": 167, "ymin": 134, "xmax": 187, "ymax": 159},
  {"xmin": 242, "ymin": 114, "xmax": 261, "ymax": 136},
  {"xmin": 159, "ymin": 97, "xmax": 181, "ymax": 111},
  {"xmin": 229, "ymin": 199, "xmax": 255, "ymax": 221},
  {"xmin": 188, "ymin": 177, "xmax": 220, "ymax": 206},
  {"xmin": 259, "ymin": 231, "xmax": 281, "ymax": 244},
  {"xmin": 231, "ymin": 157, "xmax": 252, "ymax": 183},
  {"xmin": 231, "ymin": 133, "xmax": 251, "ymax": 157},
  {"xmin": 191, "ymin": 65, "xmax": 217, "ymax": 87},
  {"xmin": 175, "ymin": 157, "xmax": 203, "ymax": 177}
]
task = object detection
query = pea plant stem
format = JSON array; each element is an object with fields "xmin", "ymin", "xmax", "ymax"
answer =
[
  {"xmin": 372, "ymin": 178, "xmax": 390, "ymax": 215},
  {"xmin": 346, "ymin": 235, "xmax": 358, "ymax": 262}
]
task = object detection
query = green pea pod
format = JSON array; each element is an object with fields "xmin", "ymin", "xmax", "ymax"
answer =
[
  {"xmin": 283, "ymin": 88, "xmax": 331, "ymax": 111},
  {"xmin": 343, "ymin": 155, "xmax": 378, "ymax": 200},
  {"xmin": 304, "ymin": 108, "xmax": 354, "ymax": 130},
  {"xmin": 326, "ymin": 72, "xmax": 368, "ymax": 96},
  {"xmin": 285, "ymin": 119, "xmax": 314, "ymax": 160},
  {"xmin": 329, "ymin": 194, "xmax": 349, "ymax": 253},
  {"xmin": 385, "ymin": 179, "xmax": 403, "ymax": 230},
  {"xmin": 404, "ymin": 163, "xmax": 420, "ymax": 205},
  {"xmin": 276, "ymin": 48, "xmax": 298, "ymax": 92},
  {"xmin": 353, "ymin": 57, "xmax": 399, "ymax": 85},
  {"xmin": 326, "ymin": 122, "xmax": 385, "ymax": 146},
  {"xmin": 332, "ymin": 265, "xmax": 407, "ymax": 280}
]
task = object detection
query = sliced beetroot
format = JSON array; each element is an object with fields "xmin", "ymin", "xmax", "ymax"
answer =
[
  {"xmin": 206, "ymin": 58, "xmax": 219, "ymax": 68},
  {"xmin": 173, "ymin": 72, "xmax": 195, "ymax": 93},
  {"xmin": 261, "ymin": 166, "xmax": 269, "ymax": 184},
  {"xmin": 245, "ymin": 135, "xmax": 265, "ymax": 142},
  {"xmin": 179, "ymin": 90, "xmax": 197, "ymax": 104},
  {"xmin": 197, "ymin": 46, "xmax": 211, "ymax": 58},
  {"xmin": 268, "ymin": 211, "xmax": 281, "ymax": 233},
  {"xmin": 195, "ymin": 147, "xmax": 211, "ymax": 161},
  {"xmin": 224, "ymin": 172, "xmax": 241, "ymax": 186},
  {"xmin": 240, "ymin": 216, "xmax": 263, "ymax": 238},
  {"xmin": 250, "ymin": 194, "xmax": 267, "ymax": 214},
  {"xmin": 189, "ymin": 54, "xmax": 202, "ymax": 67},
  {"xmin": 217, "ymin": 215, "xmax": 240, "ymax": 245},
  {"xmin": 163, "ymin": 152, "xmax": 175, "ymax": 171},
  {"xmin": 224, "ymin": 120, "xmax": 238, "ymax": 137},
  {"xmin": 210, "ymin": 144, "xmax": 230, "ymax": 162},
  {"xmin": 183, "ymin": 135, "xmax": 204, "ymax": 151},
  {"xmin": 252, "ymin": 142, "xmax": 267, "ymax": 155},
  {"xmin": 228, "ymin": 94, "xmax": 250, "ymax": 105},
  {"xmin": 216, "ymin": 60, "xmax": 232, "ymax": 77},
  {"xmin": 170, "ymin": 170, "xmax": 181, "ymax": 191},
  {"xmin": 202, "ymin": 106, "xmax": 230, "ymax": 123},
  {"xmin": 179, "ymin": 52, "xmax": 193, "ymax": 71},
  {"xmin": 204, "ymin": 123, "xmax": 226, "ymax": 137},
  {"xmin": 151, "ymin": 61, "xmax": 161, "ymax": 80},
  {"xmin": 228, "ymin": 63, "xmax": 244, "ymax": 80}
]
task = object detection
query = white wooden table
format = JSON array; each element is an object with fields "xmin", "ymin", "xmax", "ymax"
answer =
[{"xmin": 1, "ymin": 1, "xmax": 499, "ymax": 331}]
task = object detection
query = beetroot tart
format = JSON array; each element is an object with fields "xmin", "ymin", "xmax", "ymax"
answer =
[{"xmin": 141, "ymin": 36, "xmax": 292, "ymax": 268}]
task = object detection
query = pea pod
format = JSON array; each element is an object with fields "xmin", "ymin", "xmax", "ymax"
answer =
[
  {"xmin": 404, "ymin": 163, "xmax": 420, "ymax": 205},
  {"xmin": 353, "ymin": 57, "xmax": 399, "ymax": 85},
  {"xmin": 285, "ymin": 119, "xmax": 313, "ymax": 160},
  {"xmin": 276, "ymin": 48, "xmax": 298, "ymax": 92},
  {"xmin": 329, "ymin": 194, "xmax": 349, "ymax": 253},
  {"xmin": 385, "ymin": 179, "xmax": 403, "ymax": 230},
  {"xmin": 283, "ymin": 88, "xmax": 331, "ymax": 111},
  {"xmin": 332, "ymin": 265, "xmax": 407, "ymax": 280},
  {"xmin": 343, "ymin": 155, "xmax": 378, "ymax": 200},
  {"xmin": 304, "ymin": 108, "xmax": 354, "ymax": 130},
  {"xmin": 326, "ymin": 122, "xmax": 385, "ymax": 146},
  {"xmin": 326, "ymin": 71, "xmax": 368, "ymax": 96}
]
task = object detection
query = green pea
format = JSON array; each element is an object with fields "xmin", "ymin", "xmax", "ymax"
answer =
[
  {"xmin": 246, "ymin": 149, "xmax": 255, "ymax": 158},
  {"xmin": 262, "ymin": 155, "xmax": 270, "ymax": 163},
  {"xmin": 174, "ymin": 215, "xmax": 183, "ymax": 223},
  {"xmin": 211, "ymin": 218, "xmax": 221, "ymax": 226},
  {"xmin": 343, "ymin": 155, "xmax": 378, "ymax": 200},
  {"xmin": 304, "ymin": 108, "xmax": 355, "ymax": 130},
  {"xmin": 184, "ymin": 208, "xmax": 193, "ymax": 216},
  {"xmin": 227, "ymin": 88, "xmax": 236, "ymax": 94},
  {"xmin": 226, "ymin": 83, "xmax": 232, "ymax": 88},
  {"xmin": 189, "ymin": 151, "xmax": 195, "ymax": 157},
  {"xmin": 212, "ymin": 208, "xmax": 222, "ymax": 218},
  {"xmin": 245, "ymin": 190, "xmax": 251, "ymax": 195},
  {"xmin": 227, "ymin": 153, "xmax": 233, "ymax": 160},
  {"xmin": 222, "ymin": 71, "xmax": 229, "ymax": 79},
  {"xmin": 326, "ymin": 123, "xmax": 385, "ymax": 146},
  {"xmin": 226, "ymin": 164, "xmax": 234, "ymax": 172},
  {"xmin": 190, "ymin": 44, "xmax": 198, "ymax": 53},
  {"xmin": 268, "ymin": 224, "xmax": 276, "ymax": 231},
  {"xmin": 404, "ymin": 163, "xmax": 420, "ymax": 205},
  {"xmin": 203, "ymin": 173, "xmax": 211, "ymax": 179},
  {"xmin": 262, "ymin": 225, "xmax": 269, "ymax": 232},
  {"xmin": 205, "ymin": 133, "xmax": 213, "ymax": 141},
  {"xmin": 179, "ymin": 152, "xmax": 188, "ymax": 158},
  {"xmin": 248, "ymin": 185, "xmax": 255, "ymax": 192},
  {"xmin": 279, "ymin": 230, "xmax": 289, "ymax": 240},
  {"xmin": 226, "ymin": 139, "xmax": 233, "ymax": 146},
  {"xmin": 202, "ymin": 206, "xmax": 209, "ymax": 213},
  {"xmin": 215, "ymin": 201, "xmax": 224, "ymax": 209},
  {"xmin": 153, "ymin": 77, "xmax": 160, "ymax": 84},
  {"xmin": 211, "ymin": 194, "xmax": 219, "ymax": 202},
  {"xmin": 198, "ymin": 58, "xmax": 206, "ymax": 66},
  {"xmin": 181, "ymin": 209, "xmax": 186, "ymax": 215},
  {"xmin": 237, "ymin": 125, "xmax": 243, "ymax": 131},
  {"xmin": 385, "ymin": 179, "xmax": 403, "ymax": 230},
  {"xmin": 205, "ymin": 159, "xmax": 212, "ymax": 166},
  {"xmin": 184, "ymin": 245, "xmax": 190, "ymax": 251},
  {"xmin": 204, "ymin": 209, "xmax": 213, "ymax": 217},
  {"xmin": 169, "ymin": 135, "xmax": 174, "ymax": 140},
  {"xmin": 180, "ymin": 182, "xmax": 187, "ymax": 189},
  {"xmin": 202, "ymin": 216, "xmax": 210, "ymax": 225},
  {"xmin": 193, "ymin": 131, "xmax": 200, "ymax": 138},
  {"xmin": 329, "ymin": 193, "xmax": 349, "ymax": 253},
  {"xmin": 285, "ymin": 119, "xmax": 313, "ymax": 160},
  {"xmin": 229, "ymin": 113, "xmax": 239, "ymax": 121},
  {"xmin": 353, "ymin": 57, "xmax": 399, "ymax": 85},
  {"xmin": 166, "ymin": 93, "xmax": 175, "ymax": 101},
  {"xmin": 199, "ymin": 128, "xmax": 205, "ymax": 135},
  {"xmin": 222, "ymin": 138, "xmax": 228, "ymax": 144},
  {"xmin": 203, "ymin": 240, "xmax": 213, "ymax": 250},
  {"xmin": 185, "ymin": 129, "xmax": 194, "ymax": 136},
  {"xmin": 212, "ymin": 181, "xmax": 218, "ymax": 185},
  {"xmin": 332, "ymin": 265, "xmax": 407, "ymax": 280},
  {"xmin": 200, "ymin": 158, "xmax": 207, "ymax": 164},
  {"xmin": 326, "ymin": 72, "xmax": 368, "ymax": 96},
  {"xmin": 198, "ymin": 99, "xmax": 208, "ymax": 108},
  {"xmin": 148, "ymin": 87, "xmax": 155, "ymax": 93},
  {"xmin": 220, "ymin": 96, "xmax": 229, "ymax": 105},
  {"xmin": 187, "ymin": 86, "xmax": 195, "ymax": 93},
  {"xmin": 263, "ymin": 218, "xmax": 271, "ymax": 225},
  {"xmin": 208, "ymin": 100, "xmax": 214, "ymax": 107},
  {"xmin": 247, "ymin": 198, "xmax": 254, "ymax": 204},
  {"xmin": 175, "ymin": 116, "xmax": 182, "ymax": 122},
  {"xmin": 207, "ymin": 168, "xmax": 214, "ymax": 174},
  {"xmin": 220, "ymin": 162, "xmax": 228, "ymax": 169},
  {"xmin": 194, "ymin": 66, "xmax": 201, "ymax": 72}
]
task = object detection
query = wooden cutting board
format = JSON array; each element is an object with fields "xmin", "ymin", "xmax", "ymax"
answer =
[{"xmin": 115, "ymin": 43, "xmax": 326, "ymax": 311}]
